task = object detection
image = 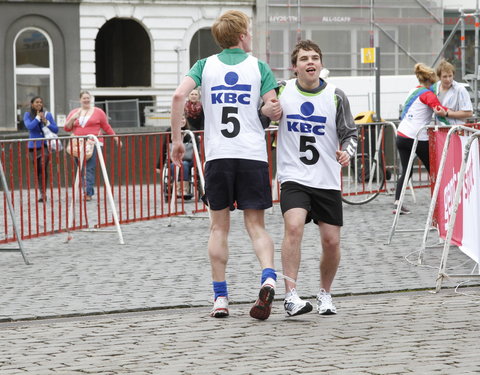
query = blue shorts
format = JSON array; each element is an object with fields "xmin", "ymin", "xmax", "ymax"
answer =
[
  {"xmin": 280, "ymin": 181, "xmax": 343, "ymax": 226},
  {"xmin": 204, "ymin": 158, "xmax": 272, "ymax": 211}
]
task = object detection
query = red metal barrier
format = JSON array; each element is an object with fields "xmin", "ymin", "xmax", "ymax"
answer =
[
  {"xmin": 1, "ymin": 124, "xmax": 436, "ymax": 244},
  {"xmin": 0, "ymin": 132, "xmax": 209, "ymax": 244}
]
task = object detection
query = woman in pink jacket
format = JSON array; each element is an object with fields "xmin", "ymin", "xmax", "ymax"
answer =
[{"xmin": 65, "ymin": 91, "xmax": 120, "ymax": 201}]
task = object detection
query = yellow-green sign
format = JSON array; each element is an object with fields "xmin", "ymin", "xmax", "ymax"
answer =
[{"xmin": 361, "ymin": 48, "xmax": 375, "ymax": 64}]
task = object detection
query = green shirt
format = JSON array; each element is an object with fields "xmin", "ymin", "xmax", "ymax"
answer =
[{"xmin": 187, "ymin": 48, "xmax": 277, "ymax": 97}]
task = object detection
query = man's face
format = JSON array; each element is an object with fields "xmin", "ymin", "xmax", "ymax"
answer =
[
  {"xmin": 440, "ymin": 70, "xmax": 454, "ymax": 89},
  {"xmin": 294, "ymin": 49, "xmax": 322, "ymax": 81}
]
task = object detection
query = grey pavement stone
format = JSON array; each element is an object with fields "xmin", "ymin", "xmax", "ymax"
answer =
[
  {"xmin": 1, "ymin": 188, "xmax": 477, "ymax": 321},
  {"xmin": 1, "ymin": 188, "xmax": 480, "ymax": 373},
  {"xmin": 1, "ymin": 291, "xmax": 480, "ymax": 374}
]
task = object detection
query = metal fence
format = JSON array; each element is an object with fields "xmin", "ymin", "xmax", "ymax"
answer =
[
  {"xmin": 0, "ymin": 132, "xmax": 208, "ymax": 244},
  {"xmin": 1, "ymin": 125, "xmax": 432, "ymax": 245}
]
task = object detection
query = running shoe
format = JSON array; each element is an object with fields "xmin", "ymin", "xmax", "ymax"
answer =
[
  {"xmin": 316, "ymin": 289, "xmax": 337, "ymax": 315},
  {"xmin": 249, "ymin": 277, "xmax": 275, "ymax": 320},
  {"xmin": 284, "ymin": 289, "xmax": 313, "ymax": 317},
  {"xmin": 393, "ymin": 203, "xmax": 410, "ymax": 215},
  {"xmin": 210, "ymin": 296, "xmax": 229, "ymax": 318}
]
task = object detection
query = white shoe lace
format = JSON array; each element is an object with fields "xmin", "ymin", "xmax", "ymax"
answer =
[
  {"xmin": 319, "ymin": 293, "xmax": 331, "ymax": 304},
  {"xmin": 318, "ymin": 290, "xmax": 333, "ymax": 307},
  {"xmin": 285, "ymin": 288, "xmax": 298, "ymax": 299}
]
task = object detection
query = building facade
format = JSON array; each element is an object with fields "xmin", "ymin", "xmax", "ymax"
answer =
[
  {"xmin": 1, "ymin": 0, "xmax": 476, "ymax": 130},
  {"xmin": 0, "ymin": 0, "xmax": 81, "ymax": 131}
]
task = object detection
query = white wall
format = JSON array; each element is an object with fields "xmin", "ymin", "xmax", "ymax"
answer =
[
  {"xmin": 327, "ymin": 75, "xmax": 419, "ymax": 121},
  {"xmin": 78, "ymin": 2, "xmax": 253, "ymax": 108}
]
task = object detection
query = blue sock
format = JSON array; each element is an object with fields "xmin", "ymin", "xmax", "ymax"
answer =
[
  {"xmin": 261, "ymin": 268, "xmax": 277, "ymax": 285},
  {"xmin": 213, "ymin": 281, "xmax": 228, "ymax": 300}
]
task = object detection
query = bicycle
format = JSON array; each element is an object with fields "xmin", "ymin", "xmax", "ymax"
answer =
[{"xmin": 341, "ymin": 122, "xmax": 394, "ymax": 205}]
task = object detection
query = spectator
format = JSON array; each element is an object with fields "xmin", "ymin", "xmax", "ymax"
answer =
[
  {"xmin": 433, "ymin": 59, "xmax": 473, "ymax": 125},
  {"xmin": 395, "ymin": 63, "xmax": 447, "ymax": 214},
  {"xmin": 184, "ymin": 88, "xmax": 204, "ymax": 131},
  {"xmin": 23, "ymin": 96, "xmax": 58, "ymax": 203},
  {"xmin": 64, "ymin": 91, "xmax": 121, "ymax": 201}
]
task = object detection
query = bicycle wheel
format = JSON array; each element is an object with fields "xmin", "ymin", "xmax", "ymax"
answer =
[{"xmin": 341, "ymin": 154, "xmax": 385, "ymax": 205}]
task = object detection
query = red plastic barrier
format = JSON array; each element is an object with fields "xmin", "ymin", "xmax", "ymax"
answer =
[{"xmin": 428, "ymin": 123, "xmax": 480, "ymax": 228}]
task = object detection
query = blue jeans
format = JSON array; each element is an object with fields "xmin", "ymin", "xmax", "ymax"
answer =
[
  {"xmin": 170, "ymin": 160, "xmax": 193, "ymax": 181},
  {"xmin": 75, "ymin": 147, "xmax": 98, "ymax": 197}
]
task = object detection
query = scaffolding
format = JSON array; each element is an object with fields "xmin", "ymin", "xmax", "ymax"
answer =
[
  {"xmin": 432, "ymin": 3, "xmax": 480, "ymax": 116},
  {"xmin": 259, "ymin": 0, "xmax": 444, "ymax": 80}
]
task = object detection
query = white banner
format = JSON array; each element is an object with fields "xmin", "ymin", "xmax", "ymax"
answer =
[{"xmin": 459, "ymin": 136, "xmax": 480, "ymax": 264}]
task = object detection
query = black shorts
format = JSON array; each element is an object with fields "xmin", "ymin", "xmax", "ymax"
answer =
[
  {"xmin": 280, "ymin": 181, "xmax": 343, "ymax": 226},
  {"xmin": 204, "ymin": 158, "xmax": 272, "ymax": 211}
]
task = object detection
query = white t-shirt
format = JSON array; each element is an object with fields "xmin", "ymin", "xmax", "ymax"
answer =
[
  {"xmin": 201, "ymin": 55, "xmax": 265, "ymax": 162},
  {"xmin": 434, "ymin": 80, "xmax": 473, "ymax": 125},
  {"xmin": 277, "ymin": 79, "xmax": 342, "ymax": 190}
]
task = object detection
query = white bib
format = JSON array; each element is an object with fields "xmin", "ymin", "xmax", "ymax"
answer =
[
  {"xmin": 277, "ymin": 79, "xmax": 341, "ymax": 190},
  {"xmin": 201, "ymin": 55, "xmax": 266, "ymax": 162}
]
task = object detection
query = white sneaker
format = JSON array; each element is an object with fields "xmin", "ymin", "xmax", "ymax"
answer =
[
  {"xmin": 316, "ymin": 289, "xmax": 337, "ymax": 315},
  {"xmin": 284, "ymin": 289, "xmax": 313, "ymax": 317},
  {"xmin": 210, "ymin": 296, "xmax": 229, "ymax": 318}
]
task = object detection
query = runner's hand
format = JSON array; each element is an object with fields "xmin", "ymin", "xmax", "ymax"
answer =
[
  {"xmin": 262, "ymin": 98, "xmax": 282, "ymax": 121},
  {"xmin": 171, "ymin": 141, "xmax": 185, "ymax": 167},
  {"xmin": 336, "ymin": 150, "xmax": 350, "ymax": 167}
]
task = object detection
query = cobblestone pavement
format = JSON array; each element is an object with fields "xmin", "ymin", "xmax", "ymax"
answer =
[
  {"xmin": 1, "ymin": 188, "xmax": 480, "ymax": 373},
  {"xmin": 1, "ymin": 290, "xmax": 480, "ymax": 374}
]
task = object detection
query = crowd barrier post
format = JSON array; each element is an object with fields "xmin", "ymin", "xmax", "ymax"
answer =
[
  {"xmin": 382, "ymin": 121, "xmax": 416, "ymax": 201},
  {"xmin": 386, "ymin": 125, "xmax": 451, "ymax": 245},
  {"xmin": 90, "ymin": 135, "xmax": 124, "ymax": 244},
  {"xmin": 66, "ymin": 135, "xmax": 124, "ymax": 245},
  {"xmin": 435, "ymin": 130, "xmax": 480, "ymax": 291},
  {"xmin": 417, "ymin": 126, "xmax": 464, "ymax": 264},
  {"xmin": 66, "ymin": 141, "xmax": 84, "ymax": 242},
  {"xmin": 0, "ymin": 155, "xmax": 30, "ymax": 265},
  {"xmin": 184, "ymin": 129, "xmax": 208, "ymax": 220}
]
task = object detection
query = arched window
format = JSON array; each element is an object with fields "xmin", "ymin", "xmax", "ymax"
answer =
[
  {"xmin": 14, "ymin": 28, "xmax": 54, "ymax": 126},
  {"xmin": 189, "ymin": 28, "xmax": 221, "ymax": 67},
  {"xmin": 96, "ymin": 18, "xmax": 151, "ymax": 87}
]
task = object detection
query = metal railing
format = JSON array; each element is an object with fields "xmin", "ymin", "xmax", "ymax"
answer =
[
  {"xmin": 2, "ymin": 126, "xmax": 431, "ymax": 245},
  {"xmin": 0, "ymin": 132, "xmax": 209, "ymax": 245}
]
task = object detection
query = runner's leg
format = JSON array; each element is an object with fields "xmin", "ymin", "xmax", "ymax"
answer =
[
  {"xmin": 281, "ymin": 208, "xmax": 308, "ymax": 293},
  {"xmin": 208, "ymin": 207, "xmax": 230, "ymax": 282},
  {"xmin": 318, "ymin": 222, "xmax": 341, "ymax": 292},
  {"xmin": 243, "ymin": 209, "xmax": 274, "ymax": 269}
]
